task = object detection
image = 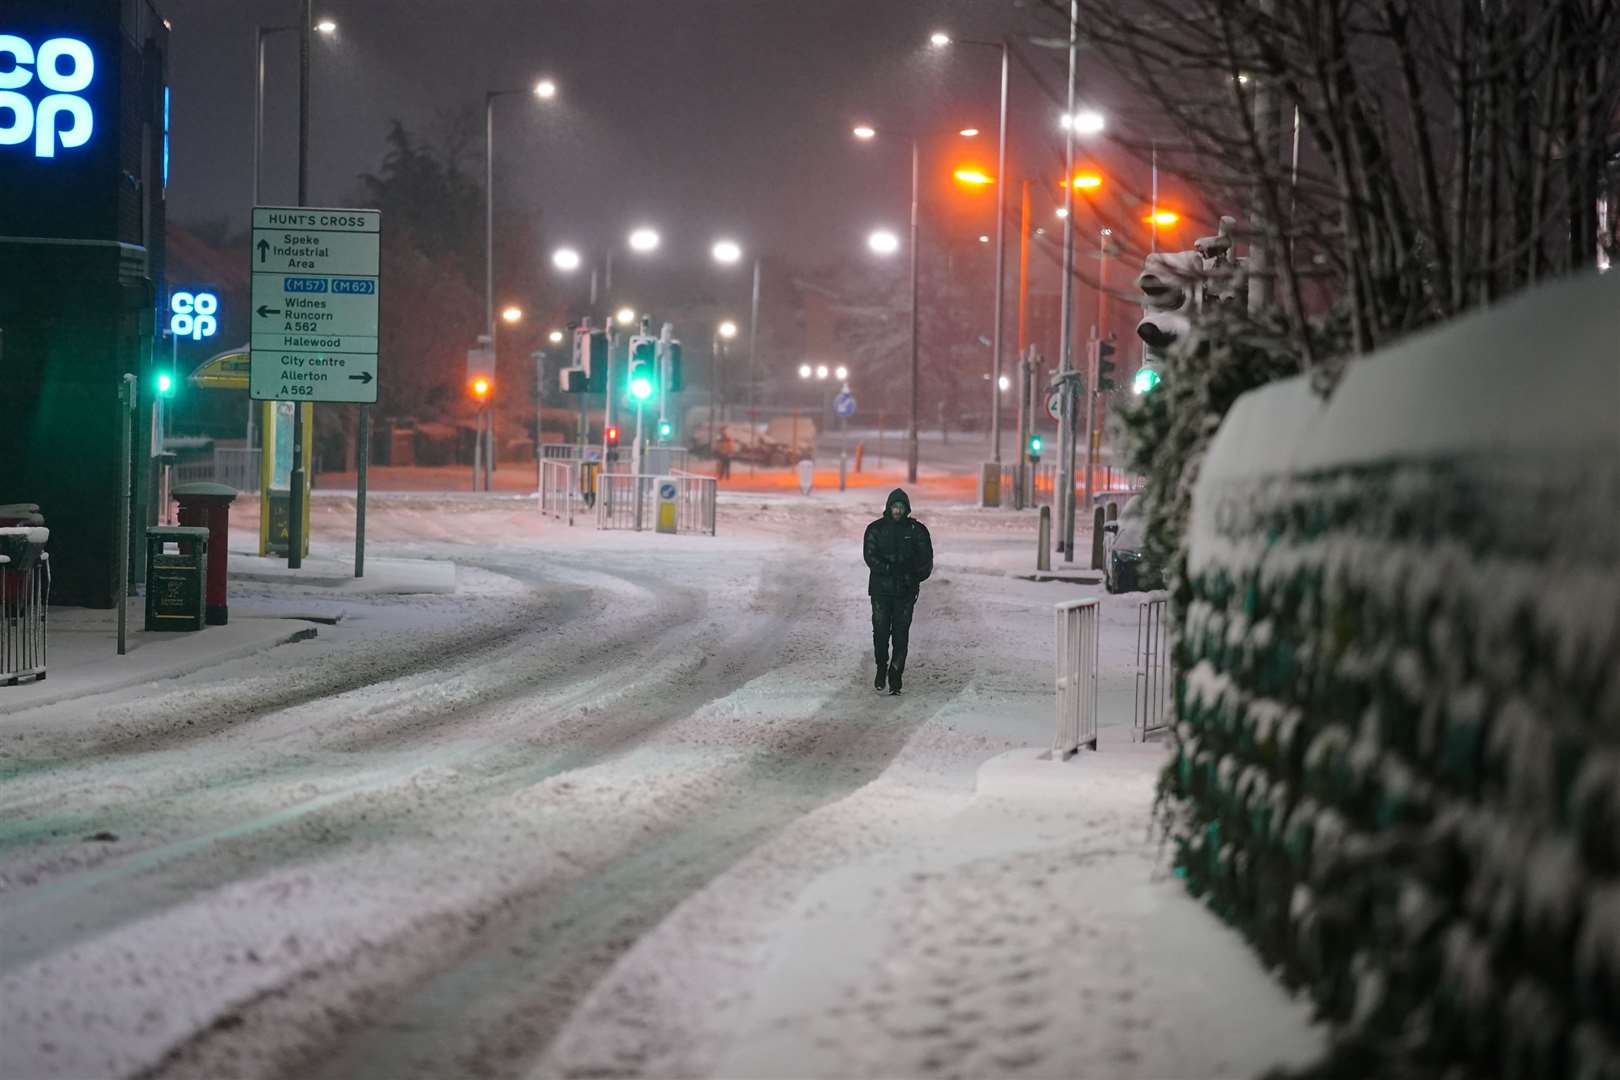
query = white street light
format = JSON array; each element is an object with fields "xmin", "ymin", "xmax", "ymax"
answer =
[
  {"xmin": 1055, "ymin": 207, "xmax": 1070, "ymax": 219},
  {"xmin": 867, "ymin": 229, "xmax": 900, "ymax": 255},
  {"xmin": 929, "ymin": 31, "xmax": 952, "ymax": 46},
  {"xmin": 534, "ymin": 78, "xmax": 557, "ymax": 99},
  {"xmin": 501, "ymin": 305, "xmax": 522, "ymax": 323},
  {"xmin": 958, "ymin": 127, "xmax": 980, "ymax": 137},
  {"xmin": 978, "ymin": 234, "xmax": 990, "ymax": 243},
  {"xmin": 852, "ymin": 124, "xmax": 877, "ymax": 140},
  {"xmin": 314, "ymin": 18, "xmax": 337, "ymax": 34},
  {"xmin": 835, "ymin": 365, "xmax": 849, "ymax": 381},
  {"xmin": 798, "ymin": 363, "xmax": 813, "ymax": 379},
  {"xmin": 628, "ymin": 227, "xmax": 660, "ymax": 253},
  {"xmin": 998, "ymin": 375, "xmax": 1011, "ymax": 391},
  {"xmin": 816, "ymin": 364, "xmax": 830, "ymax": 380},
  {"xmin": 551, "ymin": 246, "xmax": 582, "ymax": 272},
  {"xmin": 548, "ymin": 329, "xmax": 564, "ymax": 344},
  {"xmin": 616, "ymin": 307, "xmax": 637, "ymax": 325},
  {"xmin": 711, "ymin": 239, "xmax": 742, "ymax": 264},
  {"xmin": 718, "ymin": 320, "xmax": 739, "ymax": 339},
  {"xmin": 1060, "ymin": 109, "xmax": 1106, "ymax": 135}
]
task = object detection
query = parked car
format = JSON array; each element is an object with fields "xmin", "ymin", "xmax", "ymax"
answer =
[{"xmin": 1103, "ymin": 495, "xmax": 1165, "ymax": 593}]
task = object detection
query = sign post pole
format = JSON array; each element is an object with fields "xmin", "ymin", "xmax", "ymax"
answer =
[{"xmin": 249, "ymin": 205, "xmax": 382, "ymax": 570}]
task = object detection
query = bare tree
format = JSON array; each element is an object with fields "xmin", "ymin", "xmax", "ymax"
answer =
[{"xmin": 1032, "ymin": 0, "xmax": 1620, "ymax": 372}]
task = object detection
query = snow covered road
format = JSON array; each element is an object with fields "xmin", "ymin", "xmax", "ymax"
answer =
[{"xmin": 0, "ymin": 490, "xmax": 1319, "ymax": 1079}]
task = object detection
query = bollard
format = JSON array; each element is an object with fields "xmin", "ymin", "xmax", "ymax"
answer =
[
  {"xmin": 1037, "ymin": 506, "xmax": 1051, "ymax": 572},
  {"xmin": 1092, "ymin": 506, "xmax": 1107, "ymax": 570}
]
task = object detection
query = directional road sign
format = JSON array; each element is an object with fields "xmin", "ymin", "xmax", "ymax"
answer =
[
  {"xmin": 249, "ymin": 206, "xmax": 381, "ymax": 404},
  {"xmin": 833, "ymin": 391, "xmax": 856, "ymax": 418}
]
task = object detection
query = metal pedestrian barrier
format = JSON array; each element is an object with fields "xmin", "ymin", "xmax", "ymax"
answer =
[
  {"xmin": 595, "ymin": 473, "xmax": 717, "ymax": 535},
  {"xmin": 1134, "ymin": 596, "xmax": 1172, "ymax": 741},
  {"xmin": 1, "ymin": 528, "xmax": 50, "ymax": 686},
  {"xmin": 540, "ymin": 458, "xmax": 582, "ymax": 525},
  {"xmin": 1053, "ymin": 597, "xmax": 1100, "ymax": 757}
]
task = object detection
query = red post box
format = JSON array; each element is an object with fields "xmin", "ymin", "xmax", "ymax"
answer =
[{"xmin": 173, "ymin": 482, "xmax": 238, "ymax": 626}]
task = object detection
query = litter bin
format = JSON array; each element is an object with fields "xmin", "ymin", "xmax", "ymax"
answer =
[
  {"xmin": 144, "ymin": 526, "xmax": 209, "ymax": 632},
  {"xmin": 173, "ymin": 482, "xmax": 239, "ymax": 625}
]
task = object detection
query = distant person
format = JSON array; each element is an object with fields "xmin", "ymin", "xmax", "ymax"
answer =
[
  {"xmin": 715, "ymin": 432, "xmax": 736, "ymax": 480},
  {"xmin": 864, "ymin": 488, "xmax": 933, "ymax": 695}
]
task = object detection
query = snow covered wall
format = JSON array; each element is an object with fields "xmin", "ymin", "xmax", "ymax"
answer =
[{"xmin": 1170, "ymin": 271, "xmax": 1620, "ymax": 1074}]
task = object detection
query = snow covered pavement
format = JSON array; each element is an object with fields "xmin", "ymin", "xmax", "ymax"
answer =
[{"xmin": 0, "ymin": 487, "xmax": 1321, "ymax": 1079}]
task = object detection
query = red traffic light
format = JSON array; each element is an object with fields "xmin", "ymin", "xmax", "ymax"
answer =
[
  {"xmin": 470, "ymin": 377, "xmax": 492, "ymax": 401},
  {"xmin": 606, "ymin": 425, "xmax": 620, "ymax": 445}
]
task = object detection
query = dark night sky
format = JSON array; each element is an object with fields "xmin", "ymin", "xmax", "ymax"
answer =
[{"xmin": 162, "ymin": 0, "xmax": 1088, "ymax": 272}]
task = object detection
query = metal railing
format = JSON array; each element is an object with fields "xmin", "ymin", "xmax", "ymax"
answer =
[
  {"xmin": 542, "ymin": 443, "xmax": 602, "ymax": 462},
  {"xmin": 595, "ymin": 473, "xmax": 717, "ymax": 535},
  {"xmin": 1053, "ymin": 597, "xmax": 1100, "ymax": 757},
  {"xmin": 540, "ymin": 459, "xmax": 582, "ymax": 525},
  {"xmin": 1, "ymin": 539, "xmax": 49, "ymax": 687},
  {"xmin": 214, "ymin": 447, "xmax": 261, "ymax": 492},
  {"xmin": 170, "ymin": 448, "xmax": 262, "ymax": 493},
  {"xmin": 1134, "ymin": 596, "xmax": 1172, "ymax": 741}
]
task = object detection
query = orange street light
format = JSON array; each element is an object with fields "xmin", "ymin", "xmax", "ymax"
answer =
[
  {"xmin": 954, "ymin": 167, "xmax": 994, "ymax": 186},
  {"xmin": 471, "ymin": 377, "xmax": 492, "ymax": 400},
  {"xmin": 1147, "ymin": 210, "xmax": 1180, "ymax": 226},
  {"xmin": 1068, "ymin": 173, "xmax": 1103, "ymax": 191}
]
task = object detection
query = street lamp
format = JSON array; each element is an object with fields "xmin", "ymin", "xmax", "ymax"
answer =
[
  {"xmin": 719, "ymin": 320, "xmax": 738, "ymax": 339},
  {"xmin": 534, "ymin": 78, "xmax": 557, "ymax": 99},
  {"xmin": 615, "ymin": 307, "xmax": 637, "ymax": 326},
  {"xmin": 816, "ymin": 364, "xmax": 830, "ymax": 380},
  {"xmin": 835, "ymin": 365, "xmax": 849, "ymax": 381},
  {"xmin": 933, "ymin": 31, "xmax": 1013, "ymax": 466},
  {"xmin": 954, "ymin": 168, "xmax": 994, "ymax": 186},
  {"xmin": 853, "ymin": 122, "xmax": 979, "ymax": 482},
  {"xmin": 628, "ymin": 227, "xmax": 660, "ymax": 253},
  {"xmin": 552, "ymin": 246, "xmax": 582, "ymax": 272},
  {"xmin": 313, "ymin": 18, "xmax": 337, "ymax": 34},
  {"xmin": 711, "ymin": 239, "xmax": 742, "ymax": 264},
  {"xmin": 1060, "ymin": 110, "xmax": 1105, "ymax": 135},
  {"xmin": 501, "ymin": 305, "xmax": 522, "ymax": 323},
  {"xmin": 548, "ymin": 329, "xmax": 564, "ymax": 344},
  {"xmin": 867, "ymin": 229, "xmax": 901, "ymax": 255},
  {"xmin": 929, "ymin": 31, "xmax": 952, "ymax": 46},
  {"xmin": 798, "ymin": 363, "xmax": 813, "ymax": 379},
  {"xmin": 484, "ymin": 77, "xmax": 559, "ymax": 370}
]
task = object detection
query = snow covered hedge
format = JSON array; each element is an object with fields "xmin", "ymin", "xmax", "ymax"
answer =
[{"xmin": 1166, "ymin": 272, "xmax": 1620, "ymax": 1076}]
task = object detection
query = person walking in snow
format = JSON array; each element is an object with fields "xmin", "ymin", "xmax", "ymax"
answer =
[{"xmin": 864, "ymin": 488, "xmax": 933, "ymax": 695}]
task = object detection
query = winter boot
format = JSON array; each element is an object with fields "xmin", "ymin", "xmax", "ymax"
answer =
[
  {"xmin": 888, "ymin": 667, "xmax": 902, "ymax": 695},
  {"xmin": 874, "ymin": 666, "xmax": 887, "ymax": 692}
]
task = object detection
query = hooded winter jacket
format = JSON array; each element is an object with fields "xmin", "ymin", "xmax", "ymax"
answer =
[{"xmin": 864, "ymin": 488, "xmax": 934, "ymax": 598}]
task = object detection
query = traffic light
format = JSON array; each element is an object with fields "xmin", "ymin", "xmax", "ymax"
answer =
[
  {"xmin": 154, "ymin": 370, "xmax": 175, "ymax": 398},
  {"xmin": 572, "ymin": 324, "xmax": 609, "ymax": 393},
  {"xmin": 1135, "ymin": 250, "xmax": 1202, "ymax": 362},
  {"xmin": 470, "ymin": 377, "xmax": 492, "ymax": 403},
  {"xmin": 656, "ymin": 417, "xmax": 673, "ymax": 441},
  {"xmin": 605, "ymin": 424, "xmax": 620, "ymax": 445},
  {"xmin": 662, "ymin": 339, "xmax": 684, "ymax": 393},
  {"xmin": 1096, "ymin": 336, "xmax": 1118, "ymax": 391},
  {"xmin": 1027, "ymin": 432, "xmax": 1042, "ymax": 463},
  {"xmin": 628, "ymin": 334, "xmax": 657, "ymax": 403},
  {"xmin": 1133, "ymin": 366, "xmax": 1162, "ymax": 395}
]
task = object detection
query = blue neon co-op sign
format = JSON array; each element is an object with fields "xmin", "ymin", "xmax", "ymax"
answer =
[{"xmin": 0, "ymin": 35, "xmax": 95, "ymax": 159}]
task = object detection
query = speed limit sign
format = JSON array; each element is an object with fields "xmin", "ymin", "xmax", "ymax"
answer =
[{"xmin": 1046, "ymin": 388, "xmax": 1064, "ymax": 421}]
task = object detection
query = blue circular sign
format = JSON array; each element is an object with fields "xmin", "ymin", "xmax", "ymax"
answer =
[
  {"xmin": 658, "ymin": 482, "xmax": 678, "ymax": 500},
  {"xmin": 833, "ymin": 392, "xmax": 856, "ymax": 417}
]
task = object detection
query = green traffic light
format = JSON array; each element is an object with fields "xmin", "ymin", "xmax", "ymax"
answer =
[
  {"xmin": 630, "ymin": 376, "xmax": 654, "ymax": 401},
  {"xmin": 155, "ymin": 371, "xmax": 174, "ymax": 396},
  {"xmin": 657, "ymin": 419, "xmax": 673, "ymax": 439},
  {"xmin": 1029, "ymin": 434, "xmax": 1042, "ymax": 454},
  {"xmin": 1133, "ymin": 367, "xmax": 1161, "ymax": 395}
]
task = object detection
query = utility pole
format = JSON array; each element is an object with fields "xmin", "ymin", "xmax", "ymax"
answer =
[
  {"xmin": 907, "ymin": 137, "xmax": 921, "ymax": 484},
  {"xmin": 1056, "ymin": 0, "xmax": 1078, "ymax": 560},
  {"xmin": 288, "ymin": 0, "xmax": 312, "ymax": 570},
  {"xmin": 747, "ymin": 256, "xmax": 761, "ymax": 475},
  {"xmin": 989, "ymin": 41, "xmax": 1009, "ymax": 467}
]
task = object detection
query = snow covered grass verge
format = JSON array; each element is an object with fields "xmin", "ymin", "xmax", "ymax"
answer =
[{"xmin": 1169, "ymin": 274, "xmax": 1620, "ymax": 1079}]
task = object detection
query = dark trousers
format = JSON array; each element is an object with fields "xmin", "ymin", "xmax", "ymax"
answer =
[{"xmin": 871, "ymin": 595, "xmax": 916, "ymax": 675}]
